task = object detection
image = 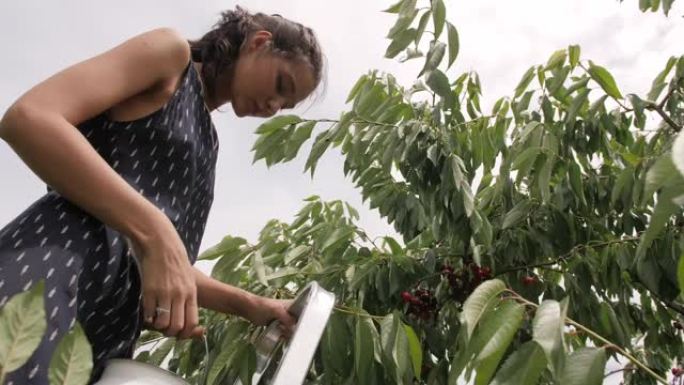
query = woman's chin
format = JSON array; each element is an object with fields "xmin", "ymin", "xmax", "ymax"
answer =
[{"xmin": 232, "ymin": 104, "xmax": 247, "ymax": 118}]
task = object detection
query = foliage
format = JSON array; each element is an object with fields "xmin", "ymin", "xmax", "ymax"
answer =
[
  {"xmin": 0, "ymin": 282, "xmax": 93, "ymax": 385},
  {"xmin": 3, "ymin": 1, "xmax": 684, "ymax": 385},
  {"xmin": 133, "ymin": 1, "xmax": 684, "ymax": 384}
]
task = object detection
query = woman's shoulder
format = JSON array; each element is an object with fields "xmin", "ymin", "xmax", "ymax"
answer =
[
  {"xmin": 132, "ymin": 27, "xmax": 191, "ymax": 73},
  {"xmin": 1, "ymin": 27, "xmax": 193, "ymax": 130}
]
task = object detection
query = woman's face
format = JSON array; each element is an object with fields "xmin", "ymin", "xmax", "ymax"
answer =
[{"xmin": 228, "ymin": 31, "xmax": 317, "ymax": 118}]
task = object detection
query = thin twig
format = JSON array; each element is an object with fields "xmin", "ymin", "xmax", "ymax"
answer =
[
  {"xmin": 494, "ymin": 236, "xmax": 640, "ymax": 277},
  {"xmin": 506, "ymin": 289, "xmax": 668, "ymax": 385},
  {"xmin": 604, "ymin": 367, "xmax": 636, "ymax": 379},
  {"xmin": 645, "ymin": 102, "xmax": 682, "ymax": 132},
  {"xmin": 334, "ymin": 304, "xmax": 386, "ymax": 321}
]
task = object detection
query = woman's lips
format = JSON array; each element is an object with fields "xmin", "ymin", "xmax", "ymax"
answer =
[{"xmin": 250, "ymin": 99, "xmax": 259, "ymax": 115}]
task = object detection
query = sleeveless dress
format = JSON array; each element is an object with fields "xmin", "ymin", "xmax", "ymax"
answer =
[{"xmin": 0, "ymin": 60, "xmax": 219, "ymax": 384}]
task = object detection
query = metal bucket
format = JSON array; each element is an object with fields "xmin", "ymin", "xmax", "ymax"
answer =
[
  {"xmin": 94, "ymin": 281, "xmax": 335, "ymax": 385},
  {"xmin": 94, "ymin": 359, "xmax": 189, "ymax": 385}
]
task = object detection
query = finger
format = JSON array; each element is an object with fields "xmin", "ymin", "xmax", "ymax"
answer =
[
  {"xmin": 142, "ymin": 289, "xmax": 156, "ymax": 326},
  {"xmin": 278, "ymin": 323, "xmax": 293, "ymax": 340},
  {"xmin": 165, "ymin": 297, "xmax": 186, "ymax": 337},
  {"xmin": 189, "ymin": 326, "xmax": 205, "ymax": 339},
  {"xmin": 277, "ymin": 306, "xmax": 297, "ymax": 336},
  {"xmin": 153, "ymin": 297, "xmax": 172, "ymax": 331},
  {"xmin": 178, "ymin": 294, "xmax": 199, "ymax": 339}
]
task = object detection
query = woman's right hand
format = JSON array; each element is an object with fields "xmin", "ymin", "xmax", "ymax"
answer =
[{"xmin": 130, "ymin": 214, "xmax": 204, "ymax": 340}]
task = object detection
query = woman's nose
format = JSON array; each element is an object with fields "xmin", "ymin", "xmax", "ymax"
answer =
[{"xmin": 266, "ymin": 98, "xmax": 285, "ymax": 116}]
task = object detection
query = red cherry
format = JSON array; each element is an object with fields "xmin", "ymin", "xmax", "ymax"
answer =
[
  {"xmin": 401, "ymin": 291, "xmax": 412, "ymax": 303},
  {"xmin": 671, "ymin": 367, "xmax": 682, "ymax": 377},
  {"xmin": 480, "ymin": 266, "xmax": 492, "ymax": 278},
  {"xmin": 522, "ymin": 276, "xmax": 536, "ymax": 286}
]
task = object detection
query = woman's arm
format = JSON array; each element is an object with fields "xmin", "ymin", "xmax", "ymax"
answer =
[
  {"xmin": 193, "ymin": 267, "xmax": 296, "ymax": 333},
  {"xmin": 0, "ymin": 27, "xmax": 188, "ymax": 245},
  {"xmin": 0, "ymin": 28, "xmax": 204, "ymax": 339}
]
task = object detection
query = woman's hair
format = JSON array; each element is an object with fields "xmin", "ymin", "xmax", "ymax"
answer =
[{"xmin": 189, "ymin": 6, "xmax": 324, "ymax": 104}]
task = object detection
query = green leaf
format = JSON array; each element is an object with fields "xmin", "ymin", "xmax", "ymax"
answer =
[
  {"xmin": 678, "ymin": 254, "xmax": 684, "ymax": 297},
  {"xmin": 637, "ymin": 182, "xmax": 684, "ymax": 258},
  {"xmin": 568, "ymin": 163, "xmax": 587, "ymax": 206},
  {"xmin": 447, "ymin": 22, "xmax": 460, "ymax": 68},
  {"xmin": 643, "ymin": 154, "xmax": 679, "ymax": 203},
  {"xmin": 385, "ymin": 28, "xmax": 417, "ymax": 59},
  {"xmin": 461, "ymin": 279, "xmax": 506, "ymax": 340},
  {"xmin": 663, "ymin": 0, "xmax": 675, "ymax": 15},
  {"xmin": 532, "ymin": 300, "xmax": 565, "ymax": 377},
  {"xmin": 565, "ymin": 88, "xmax": 591, "ymax": 124},
  {"xmin": 305, "ymin": 129, "xmax": 333, "ymax": 176},
  {"xmin": 647, "ymin": 56, "xmax": 676, "ymax": 101},
  {"xmin": 206, "ymin": 322, "xmax": 250, "ymax": 385},
  {"xmin": 545, "ymin": 49, "xmax": 567, "ymax": 71},
  {"xmin": 383, "ymin": 0, "xmax": 404, "ymax": 13},
  {"xmin": 515, "ymin": 66, "xmax": 536, "ymax": 98},
  {"xmin": 255, "ymin": 115, "xmax": 301, "ymax": 135},
  {"xmin": 538, "ymin": 154, "xmax": 555, "ymax": 204},
  {"xmin": 198, "ymin": 236, "xmax": 247, "ymax": 260},
  {"xmin": 252, "ymin": 251, "xmax": 268, "ymax": 287},
  {"xmin": 511, "ymin": 147, "xmax": 541, "ymax": 171},
  {"xmin": 354, "ymin": 316, "xmax": 375, "ymax": 382},
  {"xmin": 611, "ymin": 167, "xmax": 632, "ymax": 206},
  {"xmin": 321, "ymin": 314, "xmax": 351, "ymax": 375},
  {"xmin": 490, "ymin": 341, "xmax": 547, "ymax": 385},
  {"xmin": 415, "ymin": 10, "xmax": 431, "ymax": 45},
  {"xmin": 0, "ymin": 280, "xmax": 46, "ymax": 373},
  {"xmin": 639, "ymin": 0, "xmax": 651, "ymax": 11},
  {"xmin": 404, "ymin": 324, "xmax": 422, "ymax": 380},
  {"xmin": 284, "ymin": 121, "xmax": 316, "ymax": 161},
  {"xmin": 148, "ymin": 338, "xmax": 174, "ymax": 366},
  {"xmin": 638, "ymin": 255, "xmax": 664, "ymax": 300},
  {"xmin": 502, "ymin": 201, "xmax": 534, "ymax": 229},
  {"xmin": 284, "ymin": 245, "xmax": 310, "ymax": 264},
  {"xmin": 651, "ymin": 0, "xmax": 661, "ymax": 11},
  {"xmin": 388, "ymin": 1, "xmax": 418, "ymax": 38},
  {"xmin": 321, "ymin": 227, "xmax": 354, "ymax": 253},
  {"xmin": 432, "ymin": 0, "xmax": 446, "ymax": 38},
  {"xmin": 48, "ymin": 322, "xmax": 92, "ymax": 385},
  {"xmin": 472, "ymin": 301, "xmax": 525, "ymax": 385},
  {"xmin": 346, "ymin": 75, "xmax": 369, "ymax": 104},
  {"xmin": 672, "ymin": 128, "xmax": 684, "ymax": 177},
  {"xmin": 559, "ymin": 348, "xmax": 607, "ymax": 385},
  {"xmin": 568, "ymin": 45, "xmax": 580, "ymax": 69},
  {"xmin": 392, "ymin": 316, "xmax": 410, "ymax": 381},
  {"xmin": 426, "ymin": 69, "xmax": 452, "ymax": 100},
  {"xmin": 418, "ymin": 41, "xmax": 446, "ymax": 77},
  {"xmin": 587, "ymin": 62, "xmax": 623, "ymax": 99}
]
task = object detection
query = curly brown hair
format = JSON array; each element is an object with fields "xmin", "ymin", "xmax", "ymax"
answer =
[{"xmin": 188, "ymin": 6, "xmax": 324, "ymax": 104}]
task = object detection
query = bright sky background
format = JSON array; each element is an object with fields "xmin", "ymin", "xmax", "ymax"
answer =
[{"xmin": 1, "ymin": 1, "xmax": 682, "ymax": 382}]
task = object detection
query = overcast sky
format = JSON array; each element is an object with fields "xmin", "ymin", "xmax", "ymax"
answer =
[{"xmin": 1, "ymin": 1, "xmax": 682, "ymax": 382}]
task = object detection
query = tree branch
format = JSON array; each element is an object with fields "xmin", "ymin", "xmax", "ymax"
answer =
[
  {"xmin": 646, "ymin": 102, "xmax": 681, "ymax": 132},
  {"xmin": 506, "ymin": 290, "xmax": 669, "ymax": 385},
  {"xmin": 494, "ymin": 236, "xmax": 640, "ymax": 278}
]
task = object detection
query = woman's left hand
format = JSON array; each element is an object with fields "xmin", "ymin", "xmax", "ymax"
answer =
[{"xmin": 244, "ymin": 297, "xmax": 297, "ymax": 338}]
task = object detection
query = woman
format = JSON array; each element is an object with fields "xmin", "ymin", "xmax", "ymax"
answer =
[{"xmin": 0, "ymin": 6, "xmax": 323, "ymax": 384}]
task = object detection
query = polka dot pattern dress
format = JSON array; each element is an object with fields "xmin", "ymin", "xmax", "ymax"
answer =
[{"xmin": 0, "ymin": 60, "xmax": 219, "ymax": 384}]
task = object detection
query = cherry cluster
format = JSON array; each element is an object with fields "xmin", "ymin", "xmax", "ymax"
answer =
[
  {"xmin": 441, "ymin": 262, "xmax": 493, "ymax": 303},
  {"xmin": 522, "ymin": 275, "xmax": 538, "ymax": 286},
  {"xmin": 401, "ymin": 288, "xmax": 438, "ymax": 321},
  {"xmin": 672, "ymin": 367, "xmax": 683, "ymax": 377}
]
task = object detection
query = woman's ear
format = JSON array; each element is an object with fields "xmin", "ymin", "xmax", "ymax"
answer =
[{"xmin": 245, "ymin": 30, "xmax": 273, "ymax": 53}]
